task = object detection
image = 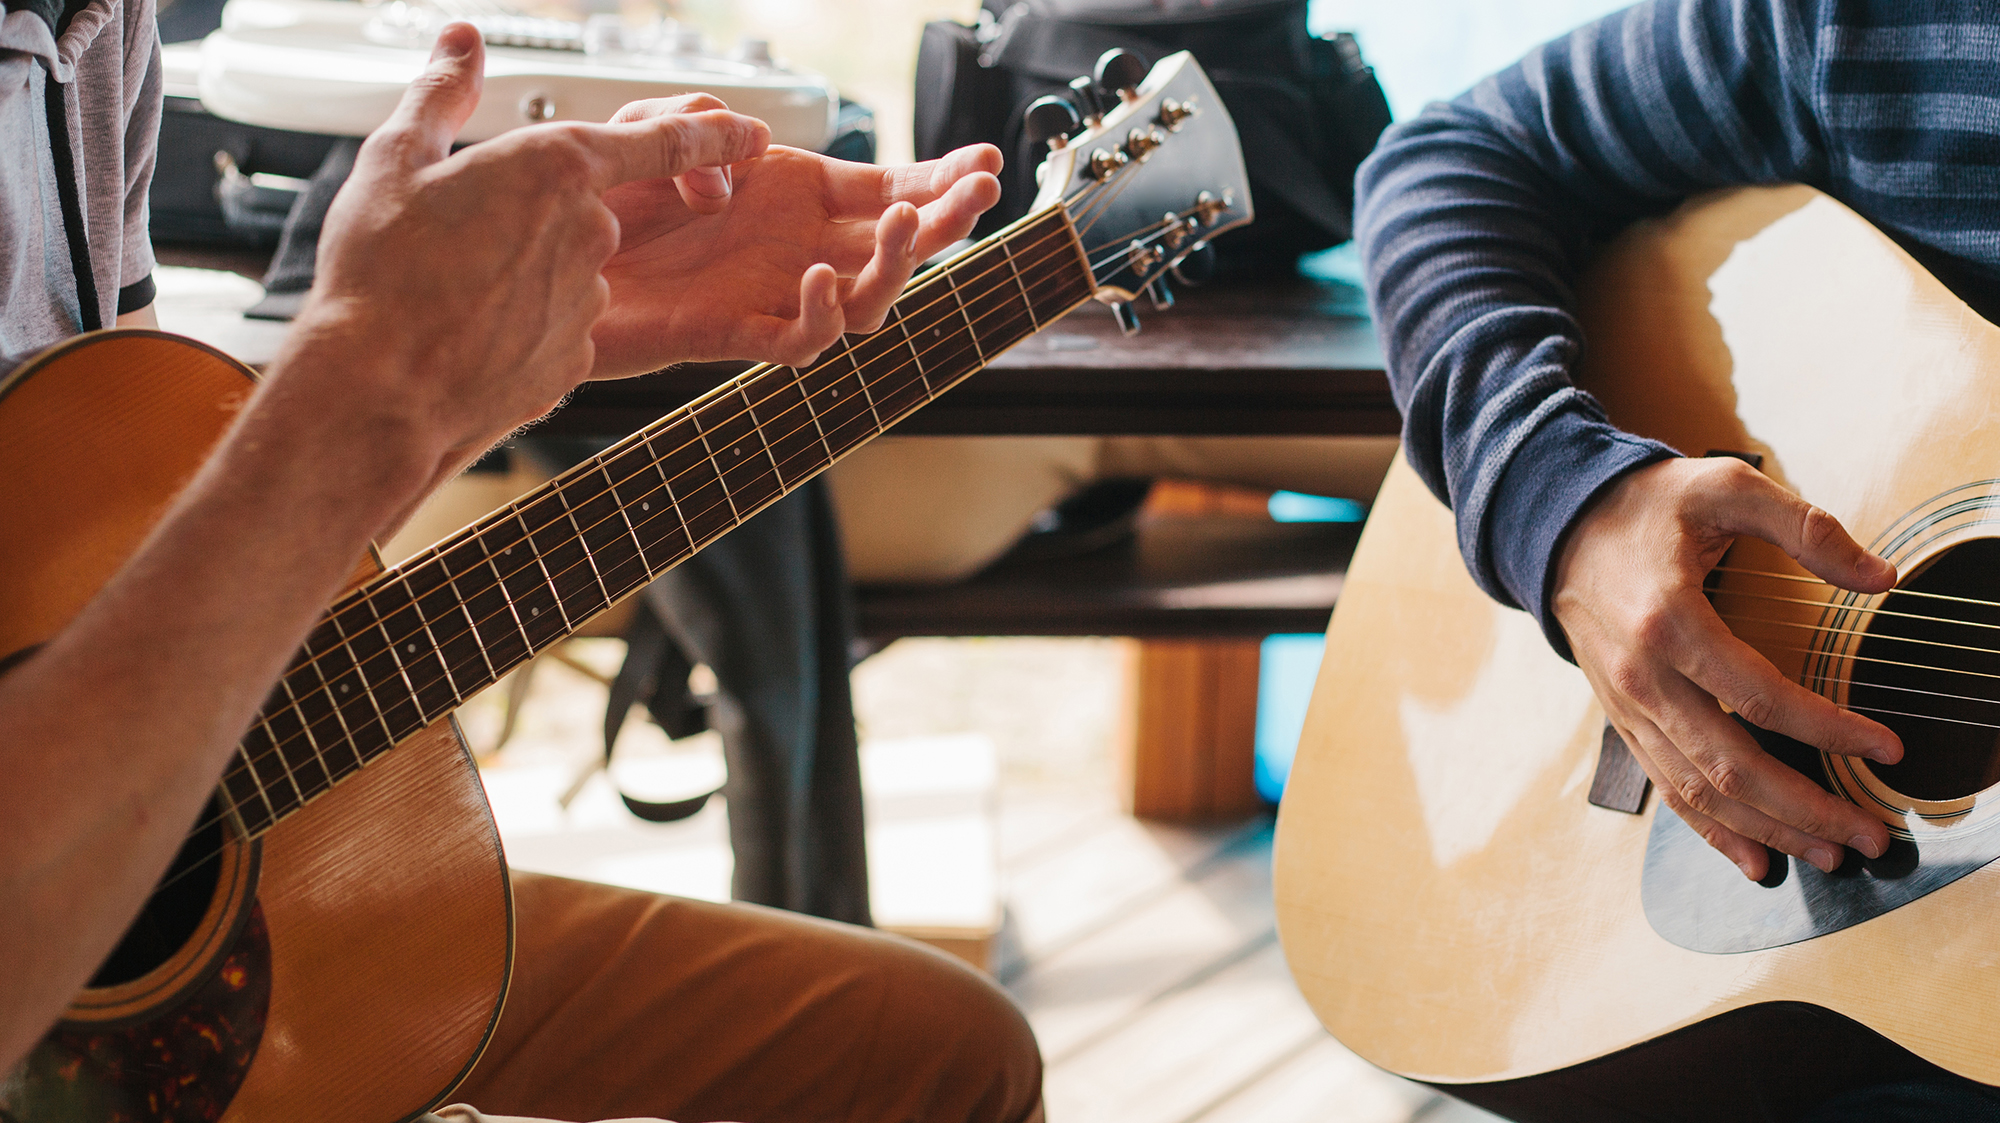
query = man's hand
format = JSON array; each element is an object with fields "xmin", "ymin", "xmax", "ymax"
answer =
[
  {"xmin": 1552, "ymin": 456, "xmax": 1902, "ymax": 881},
  {"xmin": 283, "ymin": 25, "xmax": 772, "ymax": 504},
  {"xmin": 588, "ymin": 97, "xmax": 1003, "ymax": 377}
]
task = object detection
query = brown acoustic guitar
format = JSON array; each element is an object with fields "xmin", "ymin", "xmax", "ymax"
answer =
[
  {"xmin": 0, "ymin": 52, "xmax": 1250, "ymax": 1123},
  {"xmin": 1274, "ymin": 185, "xmax": 2000, "ymax": 1121}
]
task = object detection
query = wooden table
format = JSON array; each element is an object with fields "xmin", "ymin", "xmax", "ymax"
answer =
[{"xmin": 537, "ymin": 273, "xmax": 1395, "ymax": 438}]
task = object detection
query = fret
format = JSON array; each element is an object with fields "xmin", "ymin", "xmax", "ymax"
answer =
[
  {"xmin": 405, "ymin": 557, "xmax": 492, "ymax": 702},
  {"xmin": 332, "ymin": 596, "xmax": 427, "ymax": 742},
  {"xmin": 654, "ymin": 414, "xmax": 737, "ymax": 548},
  {"xmin": 469, "ymin": 517, "xmax": 546, "ymax": 662},
  {"xmin": 890, "ymin": 303, "xmax": 936, "ymax": 398},
  {"xmin": 313, "ymin": 614, "xmax": 400, "ymax": 765},
  {"xmin": 896, "ymin": 281, "xmax": 984, "ymax": 386},
  {"xmin": 265, "ymin": 678, "xmax": 333, "ymax": 801},
  {"xmin": 692, "ymin": 389, "xmax": 783, "ymax": 515},
  {"xmin": 287, "ymin": 627, "xmax": 368, "ymax": 776},
  {"xmin": 742, "ymin": 371, "xmax": 833, "ymax": 488},
  {"xmin": 220, "ymin": 744, "xmax": 276, "ymax": 836},
  {"xmin": 568, "ymin": 461, "xmax": 651, "ymax": 604},
  {"xmin": 606, "ymin": 438, "xmax": 694, "ymax": 570},
  {"xmin": 496, "ymin": 507, "xmax": 574, "ymax": 650},
  {"xmin": 958, "ymin": 245, "xmax": 1037, "ymax": 359},
  {"xmin": 848, "ymin": 328, "xmax": 928, "ymax": 421},
  {"xmin": 518, "ymin": 485, "xmax": 612, "ymax": 628},
  {"xmin": 439, "ymin": 534, "xmax": 527, "ymax": 683},
  {"xmin": 944, "ymin": 271, "xmax": 987, "ymax": 364},
  {"xmin": 241, "ymin": 715, "xmax": 306, "ymax": 818},
  {"xmin": 797, "ymin": 347, "xmax": 882, "ymax": 459},
  {"xmin": 365, "ymin": 575, "xmax": 461, "ymax": 721},
  {"xmin": 1001, "ymin": 237, "xmax": 1042, "ymax": 332}
]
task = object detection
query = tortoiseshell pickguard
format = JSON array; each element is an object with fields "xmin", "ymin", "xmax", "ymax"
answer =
[{"xmin": 0, "ymin": 903, "xmax": 269, "ymax": 1123}]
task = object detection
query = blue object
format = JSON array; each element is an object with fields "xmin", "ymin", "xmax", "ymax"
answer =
[
  {"xmin": 1255, "ymin": 634, "xmax": 1327, "ymax": 803},
  {"xmin": 1268, "ymin": 490, "xmax": 1366, "ymax": 523}
]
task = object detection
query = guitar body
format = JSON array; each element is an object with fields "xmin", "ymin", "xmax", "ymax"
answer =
[
  {"xmin": 0, "ymin": 332, "xmax": 510, "ymax": 1123},
  {"xmin": 1273, "ymin": 186, "xmax": 2000, "ymax": 1120}
]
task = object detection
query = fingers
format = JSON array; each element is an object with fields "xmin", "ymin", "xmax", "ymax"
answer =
[
  {"xmin": 607, "ymin": 95, "xmax": 739, "ymax": 214},
  {"xmin": 1615, "ymin": 719, "xmax": 1776, "ymax": 879},
  {"xmin": 839, "ymin": 203, "xmax": 921, "ymax": 333},
  {"xmin": 1704, "ymin": 460, "xmax": 1896, "ymax": 594},
  {"xmin": 909, "ymin": 166, "xmax": 1003, "ymax": 262},
  {"xmin": 368, "ymin": 24, "xmax": 486, "ymax": 170},
  {"xmin": 578, "ymin": 109, "xmax": 771, "ymax": 193},
  {"xmin": 1675, "ymin": 607, "xmax": 1902, "ymax": 764},
  {"xmin": 740, "ymin": 264, "xmax": 844, "ymax": 368},
  {"xmin": 823, "ymin": 143, "xmax": 1005, "ymax": 220}
]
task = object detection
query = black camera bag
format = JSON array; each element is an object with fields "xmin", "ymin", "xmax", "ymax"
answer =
[{"xmin": 913, "ymin": 0, "xmax": 1391, "ymax": 273}]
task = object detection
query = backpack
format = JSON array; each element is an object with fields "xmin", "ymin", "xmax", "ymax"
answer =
[{"xmin": 913, "ymin": 0, "xmax": 1391, "ymax": 274}]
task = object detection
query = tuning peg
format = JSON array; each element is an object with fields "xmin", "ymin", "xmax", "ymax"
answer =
[
  {"xmin": 1146, "ymin": 277, "xmax": 1174, "ymax": 310},
  {"xmin": 1109, "ymin": 300, "xmax": 1141, "ymax": 336},
  {"xmin": 1024, "ymin": 96, "xmax": 1081, "ymax": 151},
  {"xmin": 1095, "ymin": 49, "xmax": 1148, "ymax": 103},
  {"xmin": 1069, "ymin": 75, "xmax": 1105, "ymax": 126},
  {"xmin": 1169, "ymin": 242, "xmax": 1216, "ymax": 288}
]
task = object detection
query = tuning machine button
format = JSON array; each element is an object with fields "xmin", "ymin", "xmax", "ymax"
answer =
[
  {"xmin": 1156, "ymin": 97, "xmax": 1197, "ymax": 131},
  {"xmin": 1069, "ymin": 75, "xmax": 1106, "ymax": 127},
  {"xmin": 1109, "ymin": 301, "xmax": 1141, "ymax": 336},
  {"xmin": 1025, "ymin": 96, "xmax": 1082, "ymax": 151},
  {"xmin": 1123, "ymin": 126, "xmax": 1165, "ymax": 160},
  {"xmin": 1089, "ymin": 147, "xmax": 1129, "ymax": 181},
  {"xmin": 1095, "ymin": 48, "xmax": 1148, "ymax": 103},
  {"xmin": 1146, "ymin": 277, "xmax": 1175, "ymax": 310}
]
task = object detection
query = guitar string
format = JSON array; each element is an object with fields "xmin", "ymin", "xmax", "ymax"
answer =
[
  {"xmin": 158, "ymin": 167, "xmax": 1222, "ymax": 883},
  {"xmin": 1710, "ymin": 564, "xmax": 2000, "ymax": 610},
  {"xmin": 1749, "ymin": 640, "xmax": 2000, "ymax": 686},
  {"xmin": 182, "ymin": 174, "xmax": 1237, "ymax": 871},
  {"xmin": 1714, "ymin": 612, "xmax": 2000, "ymax": 660},
  {"xmin": 207, "ymin": 249, "xmax": 1082, "ymax": 810},
  {"xmin": 173, "ymin": 218, "xmax": 1112, "ymax": 852},
  {"xmin": 147, "ymin": 246, "xmax": 1094, "ymax": 891},
  {"xmin": 1708, "ymin": 586, "xmax": 2000, "ymax": 633}
]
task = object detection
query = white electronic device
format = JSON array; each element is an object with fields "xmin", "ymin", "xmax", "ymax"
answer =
[{"xmin": 191, "ymin": 0, "xmax": 838, "ymax": 149}]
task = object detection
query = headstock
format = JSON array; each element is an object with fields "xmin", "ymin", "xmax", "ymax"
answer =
[{"xmin": 1028, "ymin": 50, "xmax": 1253, "ymax": 334}]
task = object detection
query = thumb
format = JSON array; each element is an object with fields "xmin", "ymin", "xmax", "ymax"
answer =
[{"xmin": 371, "ymin": 23, "xmax": 485, "ymax": 169}]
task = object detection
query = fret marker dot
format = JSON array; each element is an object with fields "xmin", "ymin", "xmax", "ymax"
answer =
[
  {"xmin": 830, "ymin": 389, "xmax": 839, "ymax": 398},
  {"xmin": 406, "ymin": 643, "xmax": 417, "ymax": 654},
  {"xmin": 340, "ymin": 683, "xmax": 349, "ymax": 693},
  {"xmin": 734, "ymin": 446, "xmax": 742, "ymax": 456},
  {"xmin": 505, "ymin": 548, "xmax": 512, "ymax": 556},
  {"xmin": 532, "ymin": 607, "xmax": 540, "ymax": 616},
  {"xmin": 933, "ymin": 328, "xmax": 942, "ymax": 337},
  {"xmin": 642, "ymin": 502, "xmax": 650, "ymax": 511}
]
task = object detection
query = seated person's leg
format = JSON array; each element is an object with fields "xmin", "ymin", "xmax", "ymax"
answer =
[{"xmin": 451, "ymin": 872, "xmax": 1043, "ymax": 1123}]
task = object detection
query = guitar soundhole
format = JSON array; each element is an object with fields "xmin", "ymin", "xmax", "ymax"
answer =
[
  {"xmin": 89, "ymin": 796, "xmax": 226, "ymax": 987},
  {"xmin": 1850, "ymin": 537, "xmax": 2000, "ymax": 802}
]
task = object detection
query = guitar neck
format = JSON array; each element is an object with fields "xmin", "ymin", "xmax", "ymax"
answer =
[{"xmin": 219, "ymin": 205, "xmax": 1097, "ymax": 836}]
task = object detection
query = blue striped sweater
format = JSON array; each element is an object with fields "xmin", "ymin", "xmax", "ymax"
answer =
[{"xmin": 1354, "ymin": 0, "xmax": 2000, "ymax": 657}]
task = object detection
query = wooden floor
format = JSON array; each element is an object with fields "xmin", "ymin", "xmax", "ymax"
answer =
[
  {"xmin": 992, "ymin": 794, "xmax": 1500, "ymax": 1123},
  {"xmin": 462, "ymin": 636, "xmax": 1505, "ymax": 1123}
]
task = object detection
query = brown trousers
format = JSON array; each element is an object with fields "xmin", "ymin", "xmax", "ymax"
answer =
[{"xmin": 423, "ymin": 872, "xmax": 1044, "ymax": 1123}]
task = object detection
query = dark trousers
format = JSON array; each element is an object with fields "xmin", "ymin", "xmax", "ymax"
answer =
[{"xmin": 526, "ymin": 438, "xmax": 869, "ymax": 925}]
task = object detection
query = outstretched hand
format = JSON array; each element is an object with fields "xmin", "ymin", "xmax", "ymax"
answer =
[
  {"xmin": 1551, "ymin": 456, "xmax": 1902, "ymax": 881},
  {"xmin": 588, "ymin": 96, "xmax": 1003, "ymax": 377}
]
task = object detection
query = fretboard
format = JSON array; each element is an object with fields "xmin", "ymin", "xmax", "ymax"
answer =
[{"xmin": 218, "ymin": 205, "xmax": 1097, "ymax": 835}]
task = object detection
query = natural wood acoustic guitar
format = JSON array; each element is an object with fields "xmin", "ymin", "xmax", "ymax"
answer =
[
  {"xmin": 1273, "ymin": 185, "xmax": 2000, "ymax": 1120},
  {"xmin": 0, "ymin": 52, "xmax": 1249, "ymax": 1123}
]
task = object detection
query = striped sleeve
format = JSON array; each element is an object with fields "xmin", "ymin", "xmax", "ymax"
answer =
[{"xmin": 1353, "ymin": 0, "xmax": 1829, "ymax": 658}]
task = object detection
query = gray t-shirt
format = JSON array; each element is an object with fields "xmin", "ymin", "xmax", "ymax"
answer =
[{"xmin": 0, "ymin": 0, "xmax": 160, "ymax": 367}]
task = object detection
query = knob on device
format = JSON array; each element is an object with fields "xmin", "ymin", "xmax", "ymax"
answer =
[
  {"xmin": 1024, "ymin": 96, "xmax": 1081, "ymax": 150},
  {"xmin": 1094, "ymin": 49, "xmax": 1147, "ymax": 102},
  {"xmin": 1069, "ymin": 75, "xmax": 1105, "ymax": 124}
]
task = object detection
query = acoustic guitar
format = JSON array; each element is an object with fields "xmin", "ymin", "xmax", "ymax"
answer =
[
  {"xmin": 1273, "ymin": 185, "xmax": 2000, "ymax": 1120},
  {"xmin": 0, "ymin": 51, "xmax": 1250, "ymax": 1123}
]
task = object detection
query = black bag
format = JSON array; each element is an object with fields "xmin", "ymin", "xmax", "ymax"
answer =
[{"xmin": 914, "ymin": 0, "xmax": 1391, "ymax": 274}]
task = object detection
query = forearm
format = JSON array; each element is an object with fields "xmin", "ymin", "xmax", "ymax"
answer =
[
  {"xmin": 1356, "ymin": 0, "xmax": 1823, "ymax": 647},
  {"xmin": 0, "ymin": 335, "xmax": 439, "ymax": 1071}
]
